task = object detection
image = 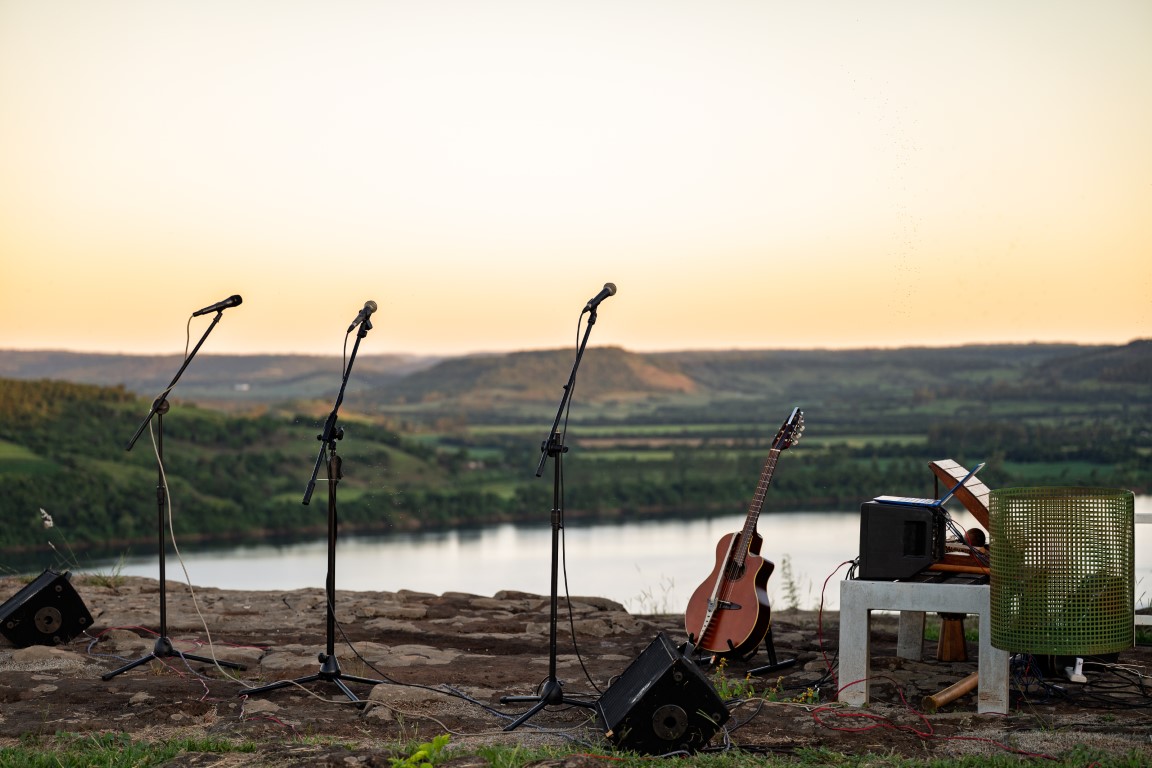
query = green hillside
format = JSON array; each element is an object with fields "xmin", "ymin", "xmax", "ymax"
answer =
[
  {"xmin": 1, "ymin": 341, "xmax": 1149, "ymax": 558},
  {"xmin": 0, "ymin": 378, "xmax": 461, "ymax": 555}
]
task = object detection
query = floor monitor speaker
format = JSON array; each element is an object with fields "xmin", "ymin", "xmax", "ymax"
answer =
[
  {"xmin": 0, "ymin": 570, "xmax": 94, "ymax": 647},
  {"xmin": 596, "ymin": 632, "xmax": 729, "ymax": 754},
  {"xmin": 858, "ymin": 501, "xmax": 945, "ymax": 580}
]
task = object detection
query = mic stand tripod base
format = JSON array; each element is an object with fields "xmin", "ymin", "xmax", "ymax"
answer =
[
  {"xmin": 499, "ymin": 678, "xmax": 595, "ymax": 731},
  {"xmin": 243, "ymin": 653, "xmax": 381, "ymax": 707},
  {"xmin": 101, "ymin": 636, "xmax": 246, "ymax": 681}
]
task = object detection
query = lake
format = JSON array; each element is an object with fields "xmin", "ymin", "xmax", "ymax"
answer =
[{"xmin": 99, "ymin": 497, "xmax": 1152, "ymax": 613}]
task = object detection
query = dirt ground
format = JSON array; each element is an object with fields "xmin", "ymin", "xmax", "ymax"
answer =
[{"xmin": 0, "ymin": 575, "xmax": 1149, "ymax": 766}]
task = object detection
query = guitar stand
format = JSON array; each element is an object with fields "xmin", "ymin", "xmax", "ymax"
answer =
[
  {"xmin": 685, "ymin": 625, "xmax": 794, "ymax": 675},
  {"xmin": 748, "ymin": 625, "xmax": 796, "ymax": 677}
]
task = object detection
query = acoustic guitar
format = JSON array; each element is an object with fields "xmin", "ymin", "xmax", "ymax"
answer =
[{"xmin": 684, "ymin": 407, "xmax": 804, "ymax": 657}]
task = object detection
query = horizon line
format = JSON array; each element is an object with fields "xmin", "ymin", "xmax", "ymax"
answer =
[{"xmin": 1, "ymin": 338, "xmax": 1145, "ymax": 359}]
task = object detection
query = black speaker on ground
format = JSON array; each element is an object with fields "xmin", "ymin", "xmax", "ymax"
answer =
[
  {"xmin": 858, "ymin": 501, "xmax": 945, "ymax": 580},
  {"xmin": 596, "ymin": 632, "xmax": 729, "ymax": 755},
  {"xmin": 0, "ymin": 570, "xmax": 94, "ymax": 647}
]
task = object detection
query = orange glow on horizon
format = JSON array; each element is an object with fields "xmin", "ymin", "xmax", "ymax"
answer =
[{"xmin": 1, "ymin": 1, "xmax": 1149, "ymax": 358}]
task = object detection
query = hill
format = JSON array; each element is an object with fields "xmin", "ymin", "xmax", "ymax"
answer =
[
  {"xmin": 0, "ymin": 350, "xmax": 440, "ymax": 407},
  {"xmin": 1, "ymin": 341, "xmax": 1149, "ymax": 557},
  {"xmin": 4, "ymin": 340, "xmax": 1144, "ymax": 419}
]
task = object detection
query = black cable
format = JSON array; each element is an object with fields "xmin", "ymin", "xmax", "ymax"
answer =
[
  {"xmin": 1010, "ymin": 654, "xmax": 1152, "ymax": 710},
  {"xmin": 310, "ymin": 310, "xmax": 610, "ymax": 722},
  {"xmin": 939, "ymin": 511, "xmax": 990, "ymax": 567},
  {"xmin": 324, "ymin": 592, "xmax": 603, "ymax": 730}
]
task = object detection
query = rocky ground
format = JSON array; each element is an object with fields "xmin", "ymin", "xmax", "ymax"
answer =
[{"xmin": 0, "ymin": 575, "xmax": 1149, "ymax": 766}]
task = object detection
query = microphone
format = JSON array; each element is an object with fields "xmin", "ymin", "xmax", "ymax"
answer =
[
  {"xmin": 348, "ymin": 300, "xmax": 378, "ymax": 332},
  {"xmin": 583, "ymin": 283, "xmax": 617, "ymax": 312},
  {"xmin": 191, "ymin": 295, "xmax": 243, "ymax": 317}
]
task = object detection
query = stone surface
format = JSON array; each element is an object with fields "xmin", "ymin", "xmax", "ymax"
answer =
[{"xmin": 0, "ymin": 576, "xmax": 1149, "ymax": 766}]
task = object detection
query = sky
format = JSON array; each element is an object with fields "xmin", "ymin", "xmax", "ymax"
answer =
[{"xmin": 1, "ymin": 0, "xmax": 1149, "ymax": 358}]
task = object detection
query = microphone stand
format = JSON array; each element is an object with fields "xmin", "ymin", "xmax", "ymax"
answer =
[
  {"xmin": 499, "ymin": 305, "xmax": 602, "ymax": 730},
  {"xmin": 103, "ymin": 309, "xmax": 246, "ymax": 681},
  {"xmin": 244, "ymin": 315, "xmax": 383, "ymax": 704}
]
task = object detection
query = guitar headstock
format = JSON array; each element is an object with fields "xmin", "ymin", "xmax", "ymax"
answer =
[{"xmin": 773, "ymin": 407, "xmax": 805, "ymax": 450}]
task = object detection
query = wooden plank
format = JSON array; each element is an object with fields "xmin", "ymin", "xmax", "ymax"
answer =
[{"xmin": 930, "ymin": 459, "xmax": 990, "ymax": 528}]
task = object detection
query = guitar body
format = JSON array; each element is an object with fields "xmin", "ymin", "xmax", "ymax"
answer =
[
  {"xmin": 684, "ymin": 530, "xmax": 774, "ymax": 657},
  {"xmin": 681, "ymin": 407, "xmax": 804, "ymax": 660}
]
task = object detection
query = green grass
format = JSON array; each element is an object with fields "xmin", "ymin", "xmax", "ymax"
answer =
[
  {"xmin": 375, "ymin": 444, "xmax": 444, "ymax": 483},
  {"xmin": 470, "ymin": 423, "xmax": 777, "ymax": 438},
  {"xmin": 581, "ymin": 450, "xmax": 678, "ymax": 462},
  {"xmin": 999, "ymin": 460, "xmax": 1109, "ymax": 483},
  {"xmin": 0, "ymin": 439, "xmax": 56, "ymax": 475},
  {"xmin": 463, "ymin": 479, "xmax": 521, "ymax": 499},
  {"xmin": 2, "ymin": 723, "xmax": 1150, "ymax": 767},
  {"xmin": 469, "ymin": 744, "xmax": 1150, "ymax": 767},
  {"xmin": 800, "ymin": 434, "xmax": 928, "ymax": 449},
  {"xmin": 0, "ymin": 733, "xmax": 254, "ymax": 767},
  {"xmin": 921, "ymin": 614, "xmax": 981, "ymax": 643},
  {"xmin": 458, "ymin": 425, "xmax": 546, "ymax": 437},
  {"xmin": 0, "ymin": 440, "xmax": 40, "ymax": 459}
]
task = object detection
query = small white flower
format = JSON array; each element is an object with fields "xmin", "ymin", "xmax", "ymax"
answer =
[{"xmin": 39, "ymin": 507, "xmax": 54, "ymax": 529}]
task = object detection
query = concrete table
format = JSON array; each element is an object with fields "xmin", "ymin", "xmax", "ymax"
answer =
[
  {"xmin": 1138, "ymin": 513, "xmax": 1151, "ymax": 628},
  {"xmin": 838, "ymin": 579, "xmax": 1009, "ymax": 714}
]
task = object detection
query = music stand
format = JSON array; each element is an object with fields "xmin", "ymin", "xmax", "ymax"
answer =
[
  {"xmin": 103, "ymin": 309, "xmax": 246, "ymax": 680},
  {"xmin": 498, "ymin": 302, "xmax": 605, "ymax": 730},
  {"xmin": 243, "ymin": 309, "xmax": 383, "ymax": 704}
]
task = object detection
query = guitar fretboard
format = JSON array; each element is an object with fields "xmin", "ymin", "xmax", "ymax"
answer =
[{"xmin": 732, "ymin": 448, "xmax": 780, "ymax": 569}]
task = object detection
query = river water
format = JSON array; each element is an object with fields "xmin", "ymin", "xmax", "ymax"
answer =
[{"xmin": 98, "ymin": 497, "xmax": 1152, "ymax": 613}]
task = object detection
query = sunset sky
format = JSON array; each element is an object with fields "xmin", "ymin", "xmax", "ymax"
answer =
[{"xmin": 2, "ymin": 1, "xmax": 1149, "ymax": 358}]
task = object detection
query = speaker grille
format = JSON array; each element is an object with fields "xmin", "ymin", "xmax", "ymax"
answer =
[
  {"xmin": 597, "ymin": 632, "xmax": 729, "ymax": 754},
  {"xmin": 0, "ymin": 570, "xmax": 94, "ymax": 647},
  {"xmin": 858, "ymin": 502, "xmax": 944, "ymax": 580}
]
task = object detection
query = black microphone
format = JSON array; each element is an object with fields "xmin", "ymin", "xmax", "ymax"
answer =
[
  {"xmin": 583, "ymin": 282, "xmax": 617, "ymax": 312},
  {"xmin": 348, "ymin": 300, "xmax": 378, "ymax": 332},
  {"xmin": 191, "ymin": 295, "xmax": 243, "ymax": 317}
]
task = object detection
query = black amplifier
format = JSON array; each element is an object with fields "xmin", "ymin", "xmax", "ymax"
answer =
[
  {"xmin": 857, "ymin": 501, "xmax": 945, "ymax": 580},
  {"xmin": 597, "ymin": 632, "xmax": 729, "ymax": 754},
  {"xmin": 0, "ymin": 569, "xmax": 93, "ymax": 647}
]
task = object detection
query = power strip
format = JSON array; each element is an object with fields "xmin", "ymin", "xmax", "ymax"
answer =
[{"xmin": 1064, "ymin": 657, "xmax": 1087, "ymax": 684}]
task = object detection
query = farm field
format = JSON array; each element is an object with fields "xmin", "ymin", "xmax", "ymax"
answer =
[{"xmin": 1, "ymin": 341, "xmax": 1148, "ymax": 554}]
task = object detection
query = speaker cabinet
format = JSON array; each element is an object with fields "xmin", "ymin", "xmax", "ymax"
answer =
[
  {"xmin": 0, "ymin": 570, "xmax": 94, "ymax": 647},
  {"xmin": 597, "ymin": 632, "xmax": 729, "ymax": 754},
  {"xmin": 858, "ymin": 501, "xmax": 945, "ymax": 580}
]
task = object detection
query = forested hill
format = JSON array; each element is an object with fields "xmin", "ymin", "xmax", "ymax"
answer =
[
  {"xmin": 0, "ymin": 351, "xmax": 440, "ymax": 406},
  {"xmin": 3, "ymin": 340, "xmax": 1148, "ymax": 411},
  {"xmin": 1, "ymin": 341, "xmax": 1149, "ymax": 558}
]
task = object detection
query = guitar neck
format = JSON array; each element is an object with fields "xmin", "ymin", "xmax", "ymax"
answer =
[{"xmin": 733, "ymin": 447, "xmax": 781, "ymax": 567}]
